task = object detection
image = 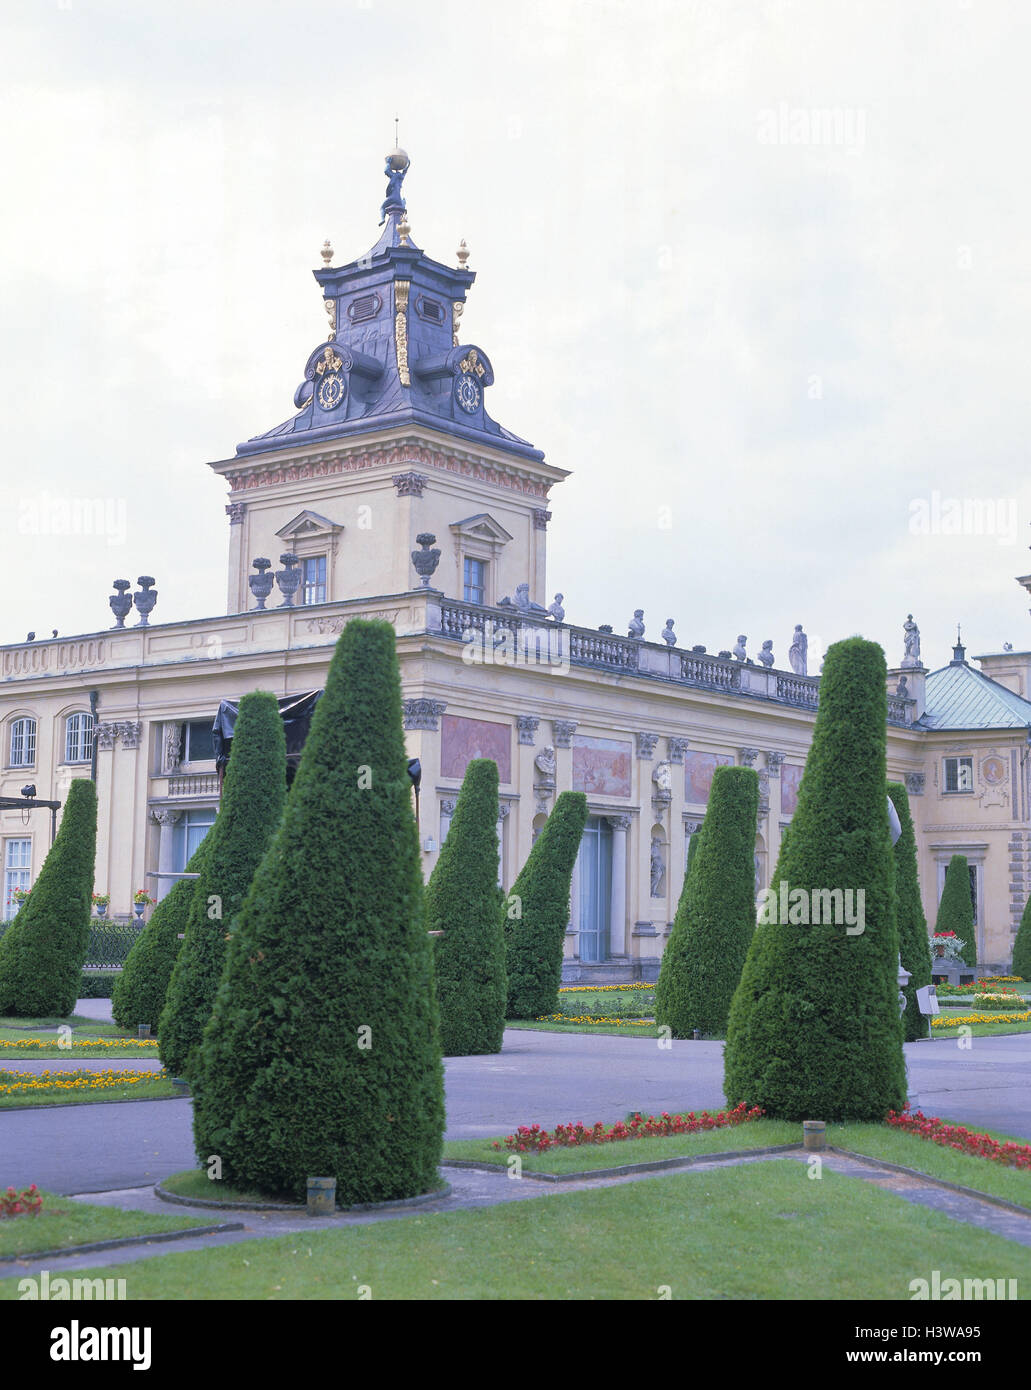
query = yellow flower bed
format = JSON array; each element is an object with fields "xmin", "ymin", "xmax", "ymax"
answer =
[
  {"xmin": 0, "ymin": 1068, "xmax": 167, "ymax": 1095},
  {"xmin": 931, "ymin": 1010, "xmax": 1031, "ymax": 1029},
  {"xmin": 536, "ymin": 1014, "xmax": 654, "ymax": 1027},
  {"xmin": 558, "ymin": 984, "xmax": 652, "ymax": 993},
  {"xmin": 0, "ymin": 1038, "xmax": 160, "ymax": 1049}
]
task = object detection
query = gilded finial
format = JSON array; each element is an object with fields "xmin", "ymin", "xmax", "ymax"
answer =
[
  {"xmin": 398, "ymin": 213, "xmax": 411, "ymax": 247},
  {"xmin": 320, "ymin": 239, "xmax": 334, "ymax": 267},
  {"xmin": 456, "ymin": 238, "xmax": 470, "ymax": 270}
]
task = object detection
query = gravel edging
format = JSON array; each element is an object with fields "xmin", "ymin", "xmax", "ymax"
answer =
[
  {"xmin": 827, "ymin": 1146, "xmax": 1031, "ymax": 1217},
  {"xmin": 0, "ymin": 1222, "xmax": 244, "ymax": 1265},
  {"xmin": 155, "ymin": 1177, "xmax": 452, "ymax": 1214},
  {"xmin": 441, "ymin": 1142, "xmax": 802, "ymax": 1183}
]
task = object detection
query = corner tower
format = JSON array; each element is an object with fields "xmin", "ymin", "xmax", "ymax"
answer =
[{"xmin": 208, "ymin": 149, "xmax": 568, "ymax": 614}]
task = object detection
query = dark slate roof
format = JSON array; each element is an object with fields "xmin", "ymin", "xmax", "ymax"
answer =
[
  {"xmin": 235, "ymin": 170, "xmax": 543, "ymax": 465},
  {"xmin": 917, "ymin": 659, "xmax": 1031, "ymax": 731}
]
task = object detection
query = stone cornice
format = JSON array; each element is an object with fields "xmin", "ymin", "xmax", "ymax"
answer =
[{"xmin": 208, "ymin": 429, "xmax": 568, "ymax": 502}]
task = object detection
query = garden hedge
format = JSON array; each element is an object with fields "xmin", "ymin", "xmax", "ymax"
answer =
[
  {"xmin": 426, "ymin": 758, "xmax": 507, "ymax": 1056},
  {"xmin": 935, "ymin": 853, "xmax": 977, "ymax": 968},
  {"xmin": 159, "ymin": 692, "xmax": 286, "ymax": 1078},
  {"xmin": 191, "ymin": 619, "xmax": 445, "ymax": 1205},
  {"xmin": 111, "ymin": 840, "xmax": 208, "ymax": 1036},
  {"xmin": 0, "ymin": 778, "xmax": 97, "ymax": 1017},
  {"xmin": 887, "ymin": 781, "xmax": 932, "ymax": 1040},
  {"xmin": 504, "ymin": 790, "xmax": 588, "ymax": 1019},
  {"xmin": 655, "ymin": 765, "xmax": 759, "ymax": 1037},
  {"xmin": 724, "ymin": 637, "xmax": 907, "ymax": 1121},
  {"xmin": 1013, "ymin": 892, "xmax": 1031, "ymax": 981}
]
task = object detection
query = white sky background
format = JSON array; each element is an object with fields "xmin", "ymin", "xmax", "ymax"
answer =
[{"xmin": 2, "ymin": 0, "xmax": 1030, "ymax": 673}]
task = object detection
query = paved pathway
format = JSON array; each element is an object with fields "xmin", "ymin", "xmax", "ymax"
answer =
[{"xmin": 4, "ymin": 1006, "xmax": 1030, "ymax": 1196}]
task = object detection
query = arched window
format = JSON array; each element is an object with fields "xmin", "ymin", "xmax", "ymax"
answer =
[
  {"xmin": 65, "ymin": 712, "xmax": 94, "ymax": 764},
  {"xmin": 9, "ymin": 717, "xmax": 36, "ymax": 768}
]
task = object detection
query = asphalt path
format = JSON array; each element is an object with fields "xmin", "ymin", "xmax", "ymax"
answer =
[{"xmin": 3, "ymin": 1019, "xmax": 1030, "ymax": 1195}]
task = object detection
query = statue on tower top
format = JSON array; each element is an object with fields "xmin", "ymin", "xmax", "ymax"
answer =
[{"xmin": 380, "ymin": 147, "xmax": 410, "ymax": 224}]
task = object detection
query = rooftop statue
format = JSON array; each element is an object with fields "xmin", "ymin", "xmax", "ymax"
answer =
[
  {"xmin": 380, "ymin": 147, "xmax": 410, "ymax": 224},
  {"xmin": 788, "ymin": 624, "xmax": 808, "ymax": 677}
]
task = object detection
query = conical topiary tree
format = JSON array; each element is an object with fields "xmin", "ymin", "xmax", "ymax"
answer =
[
  {"xmin": 656, "ymin": 766, "xmax": 759, "ymax": 1037},
  {"xmin": 888, "ymin": 781, "xmax": 932, "ymax": 1040},
  {"xmin": 426, "ymin": 758, "xmax": 506, "ymax": 1056},
  {"xmin": 724, "ymin": 637, "xmax": 907, "ymax": 1121},
  {"xmin": 935, "ymin": 853, "xmax": 977, "ymax": 968},
  {"xmin": 191, "ymin": 619, "xmax": 444, "ymax": 1205},
  {"xmin": 112, "ymin": 839, "xmax": 210, "ymax": 1036},
  {"xmin": 159, "ymin": 692, "xmax": 287, "ymax": 1078},
  {"xmin": 0, "ymin": 778, "xmax": 98, "ymax": 1017},
  {"xmin": 1012, "ymin": 893, "xmax": 1031, "ymax": 981},
  {"xmin": 504, "ymin": 790, "xmax": 588, "ymax": 1020}
]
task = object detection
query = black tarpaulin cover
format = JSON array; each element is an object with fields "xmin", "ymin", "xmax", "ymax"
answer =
[{"xmin": 212, "ymin": 690, "xmax": 323, "ymax": 773}]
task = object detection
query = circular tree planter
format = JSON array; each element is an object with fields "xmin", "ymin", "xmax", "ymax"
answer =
[{"xmin": 155, "ymin": 1170, "xmax": 451, "ymax": 1214}]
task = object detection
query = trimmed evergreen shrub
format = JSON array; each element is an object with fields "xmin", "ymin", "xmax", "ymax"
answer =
[
  {"xmin": 79, "ymin": 972, "xmax": 118, "ymax": 1000},
  {"xmin": 724, "ymin": 638, "xmax": 907, "ymax": 1121},
  {"xmin": 888, "ymin": 781, "xmax": 932, "ymax": 1040},
  {"xmin": 112, "ymin": 841, "xmax": 209, "ymax": 1036},
  {"xmin": 655, "ymin": 765, "xmax": 759, "ymax": 1037},
  {"xmin": 935, "ymin": 853, "xmax": 977, "ymax": 968},
  {"xmin": 191, "ymin": 619, "xmax": 445, "ymax": 1205},
  {"xmin": 1013, "ymin": 893, "xmax": 1031, "ymax": 981},
  {"xmin": 504, "ymin": 791, "xmax": 588, "ymax": 1019},
  {"xmin": 0, "ymin": 778, "xmax": 98, "ymax": 1017},
  {"xmin": 159, "ymin": 692, "xmax": 287, "ymax": 1078},
  {"xmin": 426, "ymin": 758, "xmax": 507, "ymax": 1056}
]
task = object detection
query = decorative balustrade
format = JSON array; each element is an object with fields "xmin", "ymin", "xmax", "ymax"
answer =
[
  {"xmin": 679, "ymin": 653, "xmax": 742, "ymax": 692},
  {"xmin": 168, "ymin": 773, "xmax": 220, "ymax": 796},
  {"xmin": 776, "ymin": 673, "xmax": 820, "ymax": 708},
  {"xmin": 567, "ymin": 629, "xmax": 639, "ymax": 671}
]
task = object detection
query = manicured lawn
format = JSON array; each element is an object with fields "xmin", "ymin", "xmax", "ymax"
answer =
[
  {"xmin": 928, "ymin": 1019, "xmax": 1031, "ymax": 1039},
  {"xmin": 0, "ymin": 1015, "xmax": 155, "ymax": 1060},
  {"xmin": 0, "ymin": 1070, "xmax": 175, "ymax": 1109},
  {"xmin": 0, "ymin": 1189, "xmax": 211, "ymax": 1258},
  {"xmin": 506, "ymin": 1019, "xmax": 663, "ymax": 1038},
  {"xmin": 11, "ymin": 1161, "xmax": 1031, "ymax": 1300}
]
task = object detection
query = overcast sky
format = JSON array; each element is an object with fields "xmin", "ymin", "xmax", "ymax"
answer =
[{"xmin": 2, "ymin": 0, "xmax": 1029, "ymax": 674}]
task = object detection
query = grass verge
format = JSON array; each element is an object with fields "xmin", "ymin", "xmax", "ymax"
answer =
[
  {"xmin": 0, "ymin": 1016, "xmax": 155, "ymax": 1060},
  {"xmin": 9, "ymin": 1161, "xmax": 1031, "ymax": 1299},
  {"xmin": 160, "ymin": 1170, "xmax": 298, "ymax": 1207},
  {"xmin": 0, "ymin": 1189, "xmax": 211, "ymax": 1259},
  {"xmin": 505, "ymin": 1020, "xmax": 664, "ymax": 1038},
  {"xmin": 0, "ymin": 1071, "xmax": 176, "ymax": 1110}
]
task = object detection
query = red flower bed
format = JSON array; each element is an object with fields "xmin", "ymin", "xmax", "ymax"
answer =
[
  {"xmin": 492, "ymin": 1102, "xmax": 764, "ymax": 1154},
  {"xmin": 886, "ymin": 1108, "xmax": 1031, "ymax": 1171},
  {"xmin": 1, "ymin": 1184, "xmax": 42, "ymax": 1218}
]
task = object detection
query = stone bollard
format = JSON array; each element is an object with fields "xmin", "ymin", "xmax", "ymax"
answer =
[
  {"xmin": 307, "ymin": 1177, "xmax": 336, "ymax": 1216},
  {"xmin": 802, "ymin": 1120, "xmax": 827, "ymax": 1151}
]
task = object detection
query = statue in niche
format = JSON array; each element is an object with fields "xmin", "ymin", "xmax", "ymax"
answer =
[
  {"xmin": 896, "ymin": 674, "xmax": 909, "ymax": 698},
  {"xmin": 163, "ymin": 723, "xmax": 183, "ymax": 774},
  {"xmin": 788, "ymin": 625, "xmax": 808, "ymax": 676},
  {"xmin": 650, "ymin": 838, "xmax": 665, "ymax": 897},
  {"xmin": 758, "ymin": 640, "xmax": 775, "ymax": 668},
  {"xmin": 652, "ymin": 761, "xmax": 672, "ymax": 794}
]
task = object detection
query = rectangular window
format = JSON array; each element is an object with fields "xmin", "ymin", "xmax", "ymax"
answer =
[
  {"xmin": 943, "ymin": 756, "xmax": 973, "ymax": 792},
  {"xmin": 302, "ymin": 556, "xmax": 327, "ymax": 606},
  {"xmin": 3, "ymin": 838, "xmax": 31, "ymax": 923},
  {"xmin": 171, "ymin": 807, "xmax": 217, "ymax": 871},
  {"xmin": 183, "ymin": 721, "xmax": 215, "ymax": 763},
  {"xmin": 463, "ymin": 557, "xmax": 486, "ymax": 605},
  {"xmin": 9, "ymin": 718, "xmax": 36, "ymax": 768}
]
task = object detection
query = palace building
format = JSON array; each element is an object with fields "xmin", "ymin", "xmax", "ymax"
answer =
[{"xmin": 2, "ymin": 149, "xmax": 1029, "ymax": 979}]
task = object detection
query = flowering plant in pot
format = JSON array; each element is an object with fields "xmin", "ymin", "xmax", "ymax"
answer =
[
  {"xmin": 91, "ymin": 891, "xmax": 111, "ymax": 917},
  {"xmin": 931, "ymin": 930, "xmax": 966, "ymax": 961}
]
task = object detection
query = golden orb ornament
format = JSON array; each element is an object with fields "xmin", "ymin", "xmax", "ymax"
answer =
[{"xmin": 387, "ymin": 147, "xmax": 410, "ymax": 173}]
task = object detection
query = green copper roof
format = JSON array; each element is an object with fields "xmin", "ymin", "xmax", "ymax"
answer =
[{"xmin": 918, "ymin": 660, "xmax": 1031, "ymax": 731}]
